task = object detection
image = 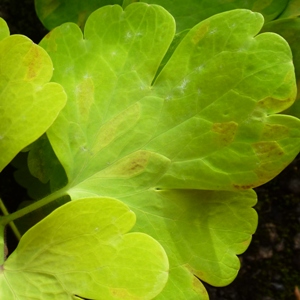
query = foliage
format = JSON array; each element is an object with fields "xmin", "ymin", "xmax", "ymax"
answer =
[
  {"xmin": 0, "ymin": 197, "xmax": 168, "ymax": 299},
  {"xmin": 0, "ymin": 1, "xmax": 300, "ymax": 299},
  {"xmin": 35, "ymin": 0, "xmax": 123, "ymax": 30},
  {"xmin": 34, "ymin": 0, "xmax": 300, "ymax": 119},
  {"xmin": 0, "ymin": 19, "xmax": 66, "ymax": 173}
]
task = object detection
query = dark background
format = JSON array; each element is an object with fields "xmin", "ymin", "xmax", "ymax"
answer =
[{"xmin": 0, "ymin": 0, "xmax": 300, "ymax": 299}]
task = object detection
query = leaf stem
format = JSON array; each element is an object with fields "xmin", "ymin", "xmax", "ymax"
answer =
[
  {"xmin": 0, "ymin": 198, "xmax": 21, "ymax": 240},
  {"xmin": 0, "ymin": 188, "xmax": 68, "ymax": 226}
]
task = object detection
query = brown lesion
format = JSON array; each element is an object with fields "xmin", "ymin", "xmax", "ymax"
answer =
[
  {"xmin": 232, "ymin": 141, "xmax": 286, "ymax": 189},
  {"xmin": 253, "ymin": 158, "xmax": 290, "ymax": 187},
  {"xmin": 126, "ymin": 154, "xmax": 149, "ymax": 174},
  {"xmin": 92, "ymin": 103, "xmax": 140, "ymax": 153},
  {"xmin": 212, "ymin": 121, "xmax": 238, "ymax": 145},
  {"xmin": 110, "ymin": 288, "xmax": 139, "ymax": 300},
  {"xmin": 191, "ymin": 22, "xmax": 210, "ymax": 44},
  {"xmin": 233, "ymin": 183, "xmax": 255, "ymax": 190},
  {"xmin": 25, "ymin": 44, "xmax": 41, "ymax": 81},
  {"xmin": 252, "ymin": 141, "xmax": 284, "ymax": 159},
  {"xmin": 257, "ymin": 95, "xmax": 295, "ymax": 114},
  {"xmin": 100, "ymin": 150, "xmax": 151, "ymax": 178},
  {"xmin": 184, "ymin": 264, "xmax": 210, "ymax": 296},
  {"xmin": 261, "ymin": 123, "xmax": 289, "ymax": 140},
  {"xmin": 76, "ymin": 77, "xmax": 95, "ymax": 121}
]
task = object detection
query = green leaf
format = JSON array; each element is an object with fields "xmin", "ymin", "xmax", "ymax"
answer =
[
  {"xmin": 0, "ymin": 19, "xmax": 9, "ymax": 41},
  {"xmin": 35, "ymin": 4, "xmax": 299, "ymax": 297},
  {"xmin": 262, "ymin": 18, "xmax": 300, "ymax": 118},
  {"xmin": 122, "ymin": 189, "xmax": 257, "ymax": 299},
  {"xmin": 0, "ymin": 197, "xmax": 169, "ymax": 299},
  {"xmin": 27, "ymin": 134, "xmax": 68, "ymax": 192},
  {"xmin": 278, "ymin": 0, "xmax": 300, "ymax": 19},
  {"xmin": 0, "ymin": 18, "xmax": 67, "ymax": 172},
  {"xmin": 41, "ymin": 5, "xmax": 299, "ymax": 193},
  {"xmin": 35, "ymin": 0, "xmax": 122, "ymax": 30},
  {"xmin": 12, "ymin": 151, "xmax": 51, "ymax": 200},
  {"xmin": 139, "ymin": 0, "xmax": 289, "ymax": 32}
]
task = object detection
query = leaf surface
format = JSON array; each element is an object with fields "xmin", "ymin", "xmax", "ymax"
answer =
[
  {"xmin": 278, "ymin": 0, "xmax": 300, "ymax": 19},
  {"xmin": 35, "ymin": 4, "xmax": 299, "ymax": 298},
  {"xmin": 0, "ymin": 197, "xmax": 169, "ymax": 299},
  {"xmin": 262, "ymin": 18, "xmax": 300, "ymax": 118},
  {"xmin": 35, "ymin": 0, "xmax": 122, "ymax": 30},
  {"xmin": 0, "ymin": 19, "xmax": 9, "ymax": 41},
  {"xmin": 41, "ymin": 5, "xmax": 300, "ymax": 193},
  {"xmin": 0, "ymin": 18, "xmax": 67, "ymax": 172},
  {"xmin": 121, "ymin": 189, "xmax": 257, "ymax": 299},
  {"xmin": 139, "ymin": 0, "xmax": 289, "ymax": 32}
]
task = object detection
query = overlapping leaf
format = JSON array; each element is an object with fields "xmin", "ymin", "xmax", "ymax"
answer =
[
  {"xmin": 137, "ymin": 0, "xmax": 289, "ymax": 32},
  {"xmin": 120, "ymin": 189, "xmax": 257, "ymax": 299},
  {"xmin": 41, "ymin": 5, "xmax": 299, "ymax": 193},
  {"xmin": 278, "ymin": 0, "xmax": 300, "ymax": 19},
  {"xmin": 262, "ymin": 18, "xmax": 300, "ymax": 118},
  {"xmin": 34, "ymin": 3, "xmax": 299, "ymax": 298},
  {"xmin": 0, "ymin": 19, "xmax": 9, "ymax": 41},
  {"xmin": 0, "ymin": 197, "xmax": 169, "ymax": 299},
  {"xmin": 35, "ymin": 0, "xmax": 122, "ymax": 30},
  {"xmin": 0, "ymin": 18, "xmax": 67, "ymax": 172},
  {"xmin": 34, "ymin": 0, "xmax": 290, "ymax": 33}
]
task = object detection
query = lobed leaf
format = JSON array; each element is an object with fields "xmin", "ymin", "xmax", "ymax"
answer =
[
  {"xmin": 34, "ymin": 0, "xmax": 290, "ymax": 33},
  {"xmin": 278, "ymin": 0, "xmax": 300, "ymax": 19},
  {"xmin": 120, "ymin": 189, "xmax": 257, "ymax": 299},
  {"xmin": 32, "ymin": 3, "xmax": 299, "ymax": 297},
  {"xmin": 35, "ymin": 0, "xmax": 122, "ymax": 30},
  {"xmin": 262, "ymin": 17, "xmax": 300, "ymax": 118},
  {"xmin": 0, "ymin": 197, "xmax": 169, "ymax": 299},
  {"xmin": 139, "ymin": 0, "xmax": 289, "ymax": 32},
  {"xmin": 0, "ymin": 18, "xmax": 67, "ymax": 172},
  {"xmin": 0, "ymin": 19, "xmax": 9, "ymax": 42}
]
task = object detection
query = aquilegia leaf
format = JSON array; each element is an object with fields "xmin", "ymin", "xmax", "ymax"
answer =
[
  {"xmin": 35, "ymin": 0, "xmax": 122, "ymax": 30},
  {"xmin": 262, "ymin": 18, "xmax": 300, "ymax": 118},
  {"xmin": 139, "ymin": 0, "xmax": 289, "ymax": 32},
  {"xmin": 32, "ymin": 3, "xmax": 299, "ymax": 298},
  {"xmin": 0, "ymin": 18, "xmax": 66, "ymax": 172},
  {"xmin": 0, "ymin": 197, "xmax": 169, "ymax": 299}
]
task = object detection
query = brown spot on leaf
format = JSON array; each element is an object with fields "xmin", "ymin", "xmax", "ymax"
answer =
[
  {"xmin": 233, "ymin": 184, "xmax": 255, "ymax": 190},
  {"xmin": 252, "ymin": 141, "xmax": 284, "ymax": 159},
  {"xmin": 257, "ymin": 96, "xmax": 294, "ymax": 113},
  {"xmin": 92, "ymin": 103, "xmax": 140, "ymax": 153},
  {"xmin": 44, "ymin": 31, "xmax": 52, "ymax": 39},
  {"xmin": 261, "ymin": 123, "xmax": 289, "ymax": 140},
  {"xmin": 251, "ymin": 141, "xmax": 287, "ymax": 185},
  {"xmin": 101, "ymin": 150, "xmax": 150, "ymax": 178},
  {"xmin": 192, "ymin": 275, "xmax": 209, "ymax": 296},
  {"xmin": 254, "ymin": 161, "xmax": 289, "ymax": 186},
  {"xmin": 42, "ymin": 33, "xmax": 58, "ymax": 51},
  {"xmin": 76, "ymin": 77, "xmax": 94, "ymax": 121},
  {"xmin": 25, "ymin": 44, "xmax": 41, "ymax": 80},
  {"xmin": 184, "ymin": 264, "xmax": 209, "ymax": 296},
  {"xmin": 212, "ymin": 121, "xmax": 238, "ymax": 145},
  {"xmin": 191, "ymin": 22, "xmax": 210, "ymax": 44},
  {"xmin": 110, "ymin": 288, "xmax": 140, "ymax": 300}
]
